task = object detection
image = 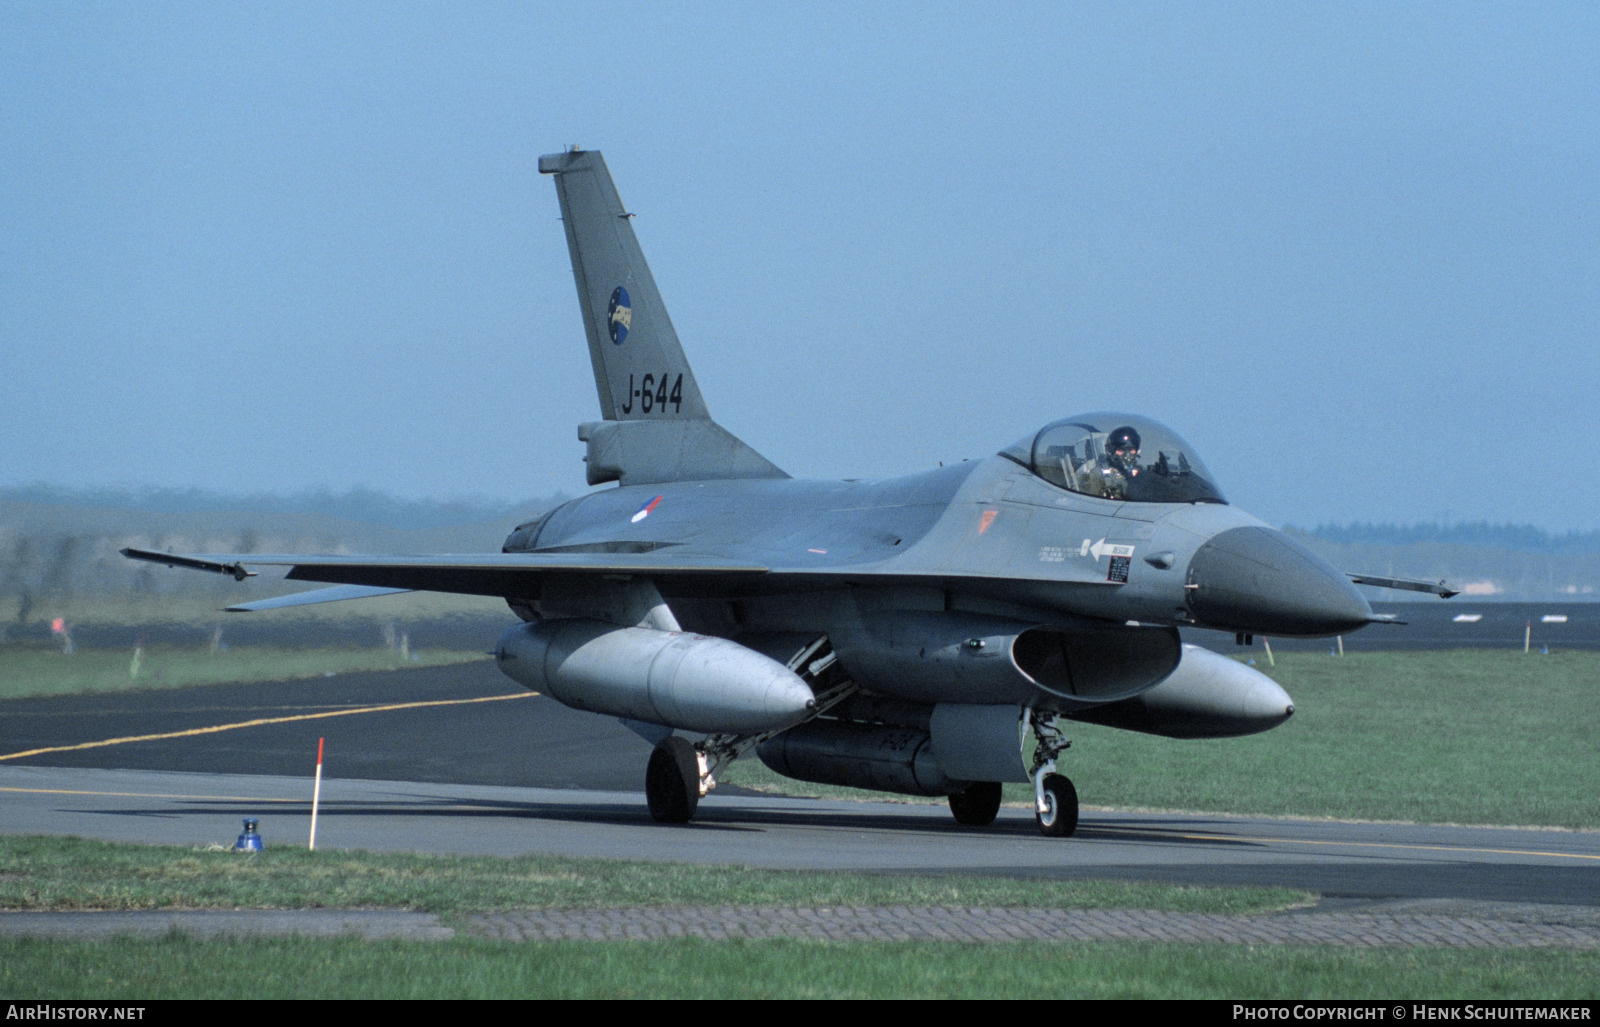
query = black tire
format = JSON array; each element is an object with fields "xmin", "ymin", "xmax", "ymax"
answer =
[
  {"xmin": 1035, "ymin": 774, "xmax": 1078, "ymax": 838},
  {"xmin": 645, "ymin": 736, "xmax": 700, "ymax": 824},
  {"xmin": 947, "ymin": 781, "xmax": 1003, "ymax": 826}
]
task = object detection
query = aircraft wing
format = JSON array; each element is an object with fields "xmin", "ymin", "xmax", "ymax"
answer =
[{"xmin": 121, "ymin": 545, "xmax": 1116, "ymax": 610}]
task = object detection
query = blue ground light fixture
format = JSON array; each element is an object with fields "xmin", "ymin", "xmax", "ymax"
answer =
[{"xmin": 234, "ymin": 818, "xmax": 263, "ymax": 852}]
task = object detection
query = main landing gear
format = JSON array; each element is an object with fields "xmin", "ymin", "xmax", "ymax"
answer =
[
  {"xmin": 643, "ymin": 637, "xmax": 856, "ymax": 825},
  {"xmin": 1029, "ymin": 711, "xmax": 1078, "ymax": 837},
  {"xmin": 947, "ymin": 780, "xmax": 1003, "ymax": 826},
  {"xmin": 645, "ymin": 736, "xmax": 703, "ymax": 823}
]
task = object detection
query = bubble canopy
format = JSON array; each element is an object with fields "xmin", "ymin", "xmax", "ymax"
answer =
[{"xmin": 999, "ymin": 413, "xmax": 1227, "ymax": 504}]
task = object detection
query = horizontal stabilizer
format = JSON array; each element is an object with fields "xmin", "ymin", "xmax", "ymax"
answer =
[{"xmin": 226, "ymin": 584, "xmax": 414, "ymax": 613}]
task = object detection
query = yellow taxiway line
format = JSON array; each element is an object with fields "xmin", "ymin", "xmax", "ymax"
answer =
[
  {"xmin": 0, "ymin": 785, "xmax": 307, "ymax": 803},
  {"xmin": 0, "ymin": 692, "xmax": 533, "ymax": 763}
]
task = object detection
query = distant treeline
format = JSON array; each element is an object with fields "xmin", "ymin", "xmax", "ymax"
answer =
[
  {"xmin": 0, "ymin": 484, "xmax": 549, "ymax": 532},
  {"xmin": 1297, "ymin": 521, "xmax": 1600, "ymax": 556},
  {"xmin": 0, "ymin": 486, "xmax": 569, "ymax": 624}
]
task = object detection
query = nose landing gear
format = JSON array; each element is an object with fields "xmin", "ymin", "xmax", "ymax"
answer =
[
  {"xmin": 1028, "ymin": 711, "xmax": 1078, "ymax": 838},
  {"xmin": 1034, "ymin": 772, "xmax": 1078, "ymax": 837}
]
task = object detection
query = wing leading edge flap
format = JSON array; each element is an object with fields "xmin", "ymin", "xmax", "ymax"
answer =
[{"xmin": 121, "ymin": 546, "xmax": 771, "ymax": 599}]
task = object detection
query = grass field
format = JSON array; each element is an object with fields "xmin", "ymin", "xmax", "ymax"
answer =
[
  {"xmin": 6, "ymin": 935, "xmax": 1597, "ymax": 1000},
  {"xmin": 724, "ymin": 650, "xmax": 1600, "ymax": 830}
]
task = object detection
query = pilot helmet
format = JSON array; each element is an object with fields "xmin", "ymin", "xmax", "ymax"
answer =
[{"xmin": 1107, "ymin": 425, "xmax": 1141, "ymax": 465}]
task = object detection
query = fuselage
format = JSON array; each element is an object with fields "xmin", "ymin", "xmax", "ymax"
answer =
[{"xmin": 504, "ymin": 451, "xmax": 1372, "ymax": 642}]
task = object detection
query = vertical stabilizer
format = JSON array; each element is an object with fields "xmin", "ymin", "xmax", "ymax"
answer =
[
  {"xmin": 540, "ymin": 149, "xmax": 787, "ymax": 485},
  {"xmin": 539, "ymin": 149, "xmax": 710, "ymax": 422}
]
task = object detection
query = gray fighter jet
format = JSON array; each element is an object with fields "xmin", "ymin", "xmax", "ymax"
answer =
[{"xmin": 125, "ymin": 149, "xmax": 1454, "ymax": 835}]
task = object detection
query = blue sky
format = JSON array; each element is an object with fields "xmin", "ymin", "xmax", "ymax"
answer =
[{"xmin": 3, "ymin": 2, "xmax": 1596, "ymax": 530}]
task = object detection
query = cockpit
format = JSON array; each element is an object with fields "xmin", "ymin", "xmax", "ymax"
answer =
[{"xmin": 999, "ymin": 413, "xmax": 1226, "ymax": 504}]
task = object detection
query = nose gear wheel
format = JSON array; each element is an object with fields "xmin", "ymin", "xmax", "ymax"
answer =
[{"xmin": 1034, "ymin": 773, "xmax": 1078, "ymax": 837}]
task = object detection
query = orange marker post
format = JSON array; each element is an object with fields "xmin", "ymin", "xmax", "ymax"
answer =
[{"xmin": 309, "ymin": 737, "xmax": 325, "ymax": 851}]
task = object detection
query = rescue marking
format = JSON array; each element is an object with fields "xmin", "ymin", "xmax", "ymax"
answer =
[
  {"xmin": 1080, "ymin": 538, "xmax": 1135, "ymax": 561},
  {"xmin": 0, "ymin": 693, "xmax": 533, "ymax": 762}
]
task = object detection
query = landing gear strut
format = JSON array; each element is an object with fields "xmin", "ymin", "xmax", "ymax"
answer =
[
  {"xmin": 1028, "ymin": 710, "xmax": 1078, "ymax": 838},
  {"xmin": 947, "ymin": 780, "xmax": 1002, "ymax": 826}
]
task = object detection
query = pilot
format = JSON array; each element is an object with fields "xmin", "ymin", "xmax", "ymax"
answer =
[{"xmin": 1089, "ymin": 425, "xmax": 1138, "ymax": 499}]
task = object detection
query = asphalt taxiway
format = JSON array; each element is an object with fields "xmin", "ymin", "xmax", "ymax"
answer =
[{"xmin": 3, "ymin": 762, "xmax": 1599, "ymax": 912}]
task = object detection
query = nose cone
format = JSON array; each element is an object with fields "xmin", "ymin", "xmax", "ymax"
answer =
[{"xmin": 1186, "ymin": 526, "xmax": 1371, "ymax": 636}]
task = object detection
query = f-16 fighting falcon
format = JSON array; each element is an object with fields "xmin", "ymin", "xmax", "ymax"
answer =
[{"xmin": 125, "ymin": 149, "xmax": 1455, "ymax": 835}]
